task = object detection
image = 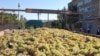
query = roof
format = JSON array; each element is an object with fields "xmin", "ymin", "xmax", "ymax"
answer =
[{"xmin": 26, "ymin": 20, "xmax": 43, "ymax": 27}]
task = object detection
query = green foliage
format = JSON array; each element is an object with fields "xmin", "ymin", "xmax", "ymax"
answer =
[
  {"xmin": 68, "ymin": 3, "xmax": 79, "ymax": 24},
  {"xmin": 51, "ymin": 20, "xmax": 62, "ymax": 28},
  {"xmin": 19, "ymin": 15, "xmax": 26, "ymax": 29},
  {"xmin": 68, "ymin": 3, "xmax": 78, "ymax": 12},
  {"xmin": 67, "ymin": 14, "xmax": 79, "ymax": 24},
  {"xmin": 51, "ymin": 5, "xmax": 79, "ymax": 30},
  {"xmin": 67, "ymin": 3, "xmax": 79, "ymax": 30},
  {"xmin": 0, "ymin": 12, "xmax": 17, "ymax": 24},
  {"xmin": 51, "ymin": 7, "xmax": 67, "ymax": 29}
]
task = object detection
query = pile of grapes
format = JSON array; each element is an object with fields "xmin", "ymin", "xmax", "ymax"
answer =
[{"xmin": 0, "ymin": 27, "xmax": 100, "ymax": 56}]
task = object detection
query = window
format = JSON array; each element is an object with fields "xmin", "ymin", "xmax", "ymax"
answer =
[
  {"xmin": 84, "ymin": 7, "xmax": 88, "ymax": 12},
  {"xmin": 77, "ymin": 1, "xmax": 83, "ymax": 7},
  {"xmin": 84, "ymin": 0, "xmax": 91, "ymax": 4},
  {"xmin": 84, "ymin": 6, "xmax": 95, "ymax": 12},
  {"xmin": 91, "ymin": 5, "xmax": 96, "ymax": 11},
  {"xmin": 78, "ymin": 8, "xmax": 84, "ymax": 12}
]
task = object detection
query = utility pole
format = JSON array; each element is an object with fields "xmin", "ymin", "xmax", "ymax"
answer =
[
  {"xmin": 18, "ymin": 3, "xmax": 20, "ymax": 20},
  {"xmin": 37, "ymin": 13, "xmax": 40, "ymax": 20},
  {"xmin": 18, "ymin": 3, "xmax": 21, "ymax": 28},
  {"xmin": 47, "ymin": 13, "xmax": 50, "ymax": 27},
  {"xmin": 47, "ymin": 13, "xmax": 49, "ymax": 22}
]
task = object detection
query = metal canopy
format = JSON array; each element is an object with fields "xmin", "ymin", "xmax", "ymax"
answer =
[
  {"xmin": 0, "ymin": 8, "xmax": 68, "ymax": 14},
  {"xmin": 25, "ymin": 8, "xmax": 65, "ymax": 14},
  {"xmin": 0, "ymin": 9, "xmax": 25, "ymax": 12},
  {"xmin": 0, "ymin": 8, "xmax": 81, "ymax": 15}
]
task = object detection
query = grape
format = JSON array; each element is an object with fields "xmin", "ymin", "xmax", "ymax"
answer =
[{"xmin": 0, "ymin": 27, "xmax": 100, "ymax": 56}]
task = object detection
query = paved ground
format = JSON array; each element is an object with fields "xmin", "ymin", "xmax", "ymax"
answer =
[
  {"xmin": 0, "ymin": 24, "xmax": 19, "ymax": 36},
  {"xmin": 0, "ymin": 24, "xmax": 19, "ymax": 31}
]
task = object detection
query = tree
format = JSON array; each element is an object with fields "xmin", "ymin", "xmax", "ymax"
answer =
[
  {"xmin": 51, "ymin": 20, "xmax": 62, "ymax": 28},
  {"xmin": 19, "ymin": 15, "xmax": 27, "ymax": 29},
  {"xmin": 68, "ymin": 3, "xmax": 78, "ymax": 12},
  {"xmin": 67, "ymin": 14, "xmax": 79, "ymax": 30},
  {"xmin": 57, "ymin": 7, "xmax": 67, "ymax": 29},
  {"xmin": 67, "ymin": 3, "xmax": 79, "ymax": 30},
  {"xmin": 52, "ymin": 7, "xmax": 67, "ymax": 29},
  {"xmin": 51, "ymin": 7, "xmax": 68, "ymax": 29},
  {"xmin": 0, "ymin": 12, "xmax": 17, "ymax": 25},
  {"xmin": 51, "ymin": 5, "xmax": 79, "ymax": 30}
]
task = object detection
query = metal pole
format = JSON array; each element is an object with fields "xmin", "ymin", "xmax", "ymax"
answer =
[
  {"xmin": 47, "ymin": 13, "xmax": 49, "ymax": 22},
  {"xmin": 47, "ymin": 13, "xmax": 50, "ymax": 27},
  {"xmin": 18, "ymin": 3, "xmax": 20, "ymax": 20},
  {"xmin": 18, "ymin": 3, "xmax": 20, "ymax": 28},
  {"xmin": 38, "ymin": 13, "xmax": 40, "ymax": 20}
]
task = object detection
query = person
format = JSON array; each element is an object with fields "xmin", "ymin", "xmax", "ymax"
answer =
[
  {"xmin": 97, "ymin": 28, "xmax": 100, "ymax": 35},
  {"xmin": 80, "ymin": 28, "xmax": 84, "ymax": 32},
  {"xmin": 87, "ymin": 28, "xmax": 90, "ymax": 33}
]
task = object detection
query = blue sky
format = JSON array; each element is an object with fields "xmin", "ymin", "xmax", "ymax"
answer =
[{"xmin": 0, "ymin": 0, "xmax": 72, "ymax": 20}]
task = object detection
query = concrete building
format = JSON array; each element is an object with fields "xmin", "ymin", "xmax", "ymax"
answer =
[{"xmin": 69, "ymin": 0, "xmax": 100, "ymax": 34}]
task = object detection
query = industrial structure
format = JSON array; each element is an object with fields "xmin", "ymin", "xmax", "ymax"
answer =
[
  {"xmin": 0, "ymin": 8, "xmax": 80, "ymax": 19},
  {"xmin": 0, "ymin": 8, "xmax": 80, "ymax": 28},
  {"xmin": 69, "ymin": 0, "xmax": 100, "ymax": 34}
]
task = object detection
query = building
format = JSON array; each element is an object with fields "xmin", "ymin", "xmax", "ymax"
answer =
[{"xmin": 69, "ymin": 0, "xmax": 100, "ymax": 34}]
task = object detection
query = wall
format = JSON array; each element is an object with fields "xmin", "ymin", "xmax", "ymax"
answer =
[{"xmin": 0, "ymin": 24, "xmax": 19, "ymax": 31}]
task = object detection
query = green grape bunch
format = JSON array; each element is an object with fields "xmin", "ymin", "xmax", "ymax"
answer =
[{"xmin": 0, "ymin": 27, "xmax": 100, "ymax": 56}]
